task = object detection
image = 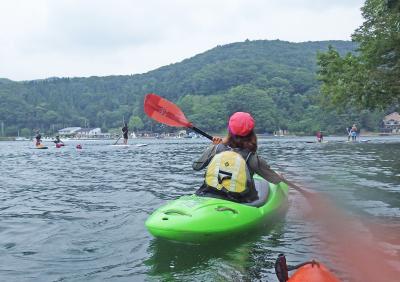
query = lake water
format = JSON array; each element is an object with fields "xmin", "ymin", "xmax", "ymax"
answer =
[{"xmin": 0, "ymin": 136, "xmax": 399, "ymax": 281}]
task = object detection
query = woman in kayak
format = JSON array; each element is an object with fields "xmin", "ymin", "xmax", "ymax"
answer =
[
  {"xmin": 193, "ymin": 112, "xmax": 284, "ymax": 203},
  {"xmin": 53, "ymin": 135, "xmax": 64, "ymax": 145}
]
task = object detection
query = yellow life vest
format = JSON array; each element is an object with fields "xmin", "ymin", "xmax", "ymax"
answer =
[{"xmin": 205, "ymin": 150, "xmax": 251, "ymax": 195}]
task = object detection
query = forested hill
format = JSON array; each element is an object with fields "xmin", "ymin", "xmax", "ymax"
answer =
[
  {"xmin": 146, "ymin": 40, "xmax": 356, "ymax": 97},
  {"xmin": 1, "ymin": 39, "xmax": 369, "ymax": 137}
]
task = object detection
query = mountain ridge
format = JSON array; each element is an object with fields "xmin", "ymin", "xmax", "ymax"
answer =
[{"xmin": 0, "ymin": 39, "xmax": 369, "ymax": 136}]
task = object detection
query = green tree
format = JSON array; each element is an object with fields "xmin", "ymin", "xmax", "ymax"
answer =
[
  {"xmin": 318, "ymin": 0, "xmax": 400, "ymax": 109},
  {"xmin": 225, "ymin": 85, "xmax": 278, "ymax": 132},
  {"xmin": 128, "ymin": 116, "xmax": 144, "ymax": 131},
  {"xmin": 1, "ymin": 39, "xmax": 370, "ymax": 136},
  {"xmin": 20, "ymin": 128, "xmax": 31, "ymax": 137}
]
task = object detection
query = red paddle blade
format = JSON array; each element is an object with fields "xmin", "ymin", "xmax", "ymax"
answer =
[{"xmin": 144, "ymin": 93, "xmax": 192, "ymax": 128}]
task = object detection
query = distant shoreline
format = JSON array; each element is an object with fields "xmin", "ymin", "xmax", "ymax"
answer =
[{"xmin": 1, "ymin": 132, "xmax": 399, "ymax": 141}]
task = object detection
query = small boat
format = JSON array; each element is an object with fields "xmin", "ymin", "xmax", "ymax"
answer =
[
  {"xmin": 111, "ymin": 144, "xmax": 130, "ymax": 147},
  {"xmin": 136, "ymin": 143, "xmax": 148, "ymax": 147},
  {"xmin": 35, "ymin": 145, "xmax": 48, "ymax": 149},
  {"xmin": 111, "ymin": 144, "xmax": 148, "ymax": 147}
]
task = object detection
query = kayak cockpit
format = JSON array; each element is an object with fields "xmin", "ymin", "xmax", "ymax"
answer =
[
  {"xmin": 245, "ymin": 178, "xmax": 270, "ymax": 207},
  {"xmin": 195, "ymin": 177, "xmax": 270, "ymax": 208}
]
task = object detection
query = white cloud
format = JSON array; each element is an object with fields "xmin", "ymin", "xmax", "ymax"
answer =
[{"xmin": 0, "ymin": 0, "xmax": 365, "ymax": 80}]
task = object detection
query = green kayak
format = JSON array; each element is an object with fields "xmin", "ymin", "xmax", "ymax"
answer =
[{"xmin": 145, "ymin": 175, "xmax": 289, "ymax": 242}]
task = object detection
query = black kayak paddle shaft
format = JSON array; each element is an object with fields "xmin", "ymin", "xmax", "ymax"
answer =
[{"xmin": 191, "ymin": 127, "xmax": 213, "ymax": 140}]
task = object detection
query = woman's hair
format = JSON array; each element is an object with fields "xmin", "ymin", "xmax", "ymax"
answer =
[{"xmin": 226, "ymin": 130, "xmax": 257, "ymax": 152}]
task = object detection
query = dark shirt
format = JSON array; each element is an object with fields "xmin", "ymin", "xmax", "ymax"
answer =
[
  {"xmin": 54, "ymin": 137, "xmax": 62, "ymax": 144},
  {"xmin": 35, "ymin": 133, "xmax": 41, "ymax": 141},
  {"xmin": 122, "ymin": 126, "xmax": 128, "ymax": 138}
]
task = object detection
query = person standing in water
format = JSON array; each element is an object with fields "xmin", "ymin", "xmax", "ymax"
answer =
[
  {"xmin": 35, "ymin": 130, "xmax": 42, "ymax": 146},
  {"xmin": 122, "ymin": 123, "xmax": 128, "ymax": 145},
  {"xmin": 350, "ymin": 124, "xmax": 358, "ymax": 141},
  {"xmin": 316, "ymin": 131, "xmax": 323, "ymax": 143}
]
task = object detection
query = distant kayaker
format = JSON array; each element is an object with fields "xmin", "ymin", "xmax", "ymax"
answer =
[
  {"xmin": 53, "ymin": 135, "xmax": 64, "ymax": 145},
  {"xmin": 122, "ymin": 123, "xmax": 128, "ymax": 145},
  {"xmin": 316, "ymin": 131, "xmax": 323, "ymax": 143},
  {"xmin": 35, "ymin": 130, "xmax": 42, "ymax": 146},
  {"xmin": 193, "ymin": 112, "xmax": 284, "ymax": 203},
  {"xmin": 350, "ymin": 124, "xmax": 358, "ymax": 141}
]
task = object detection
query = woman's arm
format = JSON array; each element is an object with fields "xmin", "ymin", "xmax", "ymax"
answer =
[
  {"xmin": 249, "ymin": 154, "xmax": 284, "ymax": 184},
  {"xmin": 192, "ymin": 143, "xmax": 230, "ymax": 171},
  {"xmin": 192, "ymin": 144, "xmax": 218, "ymax": 171}
]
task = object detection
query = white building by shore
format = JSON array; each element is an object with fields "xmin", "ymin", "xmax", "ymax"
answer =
[
  {"xmin": 382, "ymin": 112, "xmax": 400, "ymax": 133},
  {"xmin": 58, "ymin": 127, "xmax": 81, "ymax": 135},
  {"xmin": 58, "ymin": 127, "xmax": 109, "ymax": 138}
]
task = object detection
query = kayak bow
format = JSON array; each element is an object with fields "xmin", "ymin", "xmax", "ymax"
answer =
[
  {"xmin": 288, "ymin": 263, "xmax": 341, "ymax": 282},
  {"xmin": 275, "ymin": 254, "xmax": 341, "ymax": 282}
]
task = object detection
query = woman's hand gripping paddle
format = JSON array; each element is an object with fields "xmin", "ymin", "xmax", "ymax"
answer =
[{"xmin": 144, "ymin": 93, "xmax": 213, "ymax": 140}]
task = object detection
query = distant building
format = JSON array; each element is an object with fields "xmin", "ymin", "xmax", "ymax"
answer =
[
  {"xmin": 58, "ymin": 127, "xmax": 81, "ymax": 136},
  {"xmin": 58, "ymin": 127, "xmax": 104, "ymax": 138},
  {"xmin": 381, "ymin": 112, "xmax": 400, "ymax": 133},
  {"xmin": 177, "ymin": 130, "xmax": 188, "ymax": 138},
  {"xmin": 75, "ymin": 128, "xmax": 102, "ymax": 138}
]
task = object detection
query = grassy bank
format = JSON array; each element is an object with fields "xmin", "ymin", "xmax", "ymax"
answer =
[{"xmin": 0, "ymin": 137, "xmax": 15, "ymax": 141}]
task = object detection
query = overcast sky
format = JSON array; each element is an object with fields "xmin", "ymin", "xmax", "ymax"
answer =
[{"xmin": 0, "ymin": 0, "xmax": 365, "ymax": 81}]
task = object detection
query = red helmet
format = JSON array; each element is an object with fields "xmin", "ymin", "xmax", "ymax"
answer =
[{"xmin": 228, "ymin": 112, "xmax": 255, "ymax": 136}]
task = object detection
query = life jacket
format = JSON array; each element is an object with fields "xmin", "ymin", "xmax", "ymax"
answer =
[{"xmin": 205, "ymin": 149, "xmax": 253, "ymax": 196}]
